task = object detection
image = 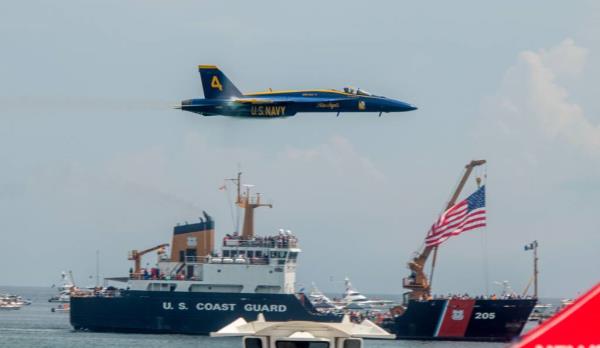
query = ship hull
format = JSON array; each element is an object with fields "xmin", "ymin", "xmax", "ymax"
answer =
[
  {"xmin": 70, "ymin": 290, "xmax": 339, "ymax": 334},
  {"xmin": 72, "ymin": 292, "xmax": 535, "ymax": 341},
  {"xmin": 381, "ymin": 298, "xmax": 536, "ymax": 342}
]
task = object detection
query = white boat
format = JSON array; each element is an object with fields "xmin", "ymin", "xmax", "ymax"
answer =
[
  {"xmin": 342, "ymin": 278, "xmax": 368, "ymax": 303},
  {"xmin": 211, "ymin": 313, "xmax": 394, "ymax": 348},
  {"xmin": 335, "ymin": 278, "xmax": 396, "ymax": 310},
  {"xmin": 0, "ymin": 300, "xmax": 21, "ymax": 310},
  {"xmin": 308, "ymin": 283, "xmax": 339, "ymax": 310},
  {"xmin": 529, "ymin": 303, "xmax": 552, "ymax": 321},
  {"xmin": 49, "ymin": 271, "xmax": 75, "ymax": 303},
  {"xmin": 0, "ymin": 293, "xmax": 29, "ymax": 308},
  {"xmin": 51, "ymin": 303, "xmax": 70, "ymax": 313}
]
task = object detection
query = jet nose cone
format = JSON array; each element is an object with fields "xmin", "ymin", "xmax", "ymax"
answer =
[
  {"xmin": 393, "ymin": 100, "xmax": 417, "ymax": 112},
  {"xmin": 406, "ymin": 104, "xmax": 418, "ymax": 111}
]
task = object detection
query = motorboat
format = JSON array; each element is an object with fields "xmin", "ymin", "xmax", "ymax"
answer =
[
  {"xmin": 308, "ymin": 283, "xmax": 338, "ymax": 310},
  {"xmin": 335, "ymin": 278, "xmax": 396, "ymax": 311},
  {"xmin": 529, "ymin": 303, "xmax": 553, "ymax": 321},
  {"xmin": 51, "ymin": 303, "xmax": 70, "ymax": 313},
  {"xmin": 211, "ymin": 313, "xmax": 394, "ymax": 348},
  {"xmin": 49, "ymin": 271, "xmax": 75, "ymax": 303},
  {"xmin": 0, "ymin": 293, "xmax": 28, "ymax": 309}
]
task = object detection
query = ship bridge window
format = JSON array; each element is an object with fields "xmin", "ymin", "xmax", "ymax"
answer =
[
  {"xmin": 288, "ymin": 252, "xmax": 298, "ymax": 264},
  {"xmin": 276, "ymin": 341, "xmax": 329, "ymax": 348},
  {"xmin": 270, "ymin": 251, "xmax": 288, "ymax": 259}
]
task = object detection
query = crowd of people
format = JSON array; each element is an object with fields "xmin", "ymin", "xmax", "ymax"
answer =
[
  {"xmin": 416, "ymin": 293, "xmax": 535, "ymax": 301},
  {"xmin": 222, "ymin": 230, "xmax": 298, "ymax": 249}
]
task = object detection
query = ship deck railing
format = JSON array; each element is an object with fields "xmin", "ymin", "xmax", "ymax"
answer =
[
  {"xmin": 222, "ymin": 238, "xmax": 298, "ymax": 249},
  {"xmin": 184, "ymin": 255, "xmax": 270, "ymax": 265},
  {"xmin": 71, "ymin": 289, "xmax": 122, "ymax": 298},
  {"xmin": 128, "ymin": 256, "xmax": 274, "ymax": 280}
]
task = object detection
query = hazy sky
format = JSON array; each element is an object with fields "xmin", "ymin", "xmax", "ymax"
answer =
[{"xmin": 1, "ymin": 1, "xmax": 599, "ymax": 298}]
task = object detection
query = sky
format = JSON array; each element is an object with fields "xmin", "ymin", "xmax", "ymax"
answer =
[{"xmin": 0, "ymin": 0, "xmax": 598, "ymax": 298}]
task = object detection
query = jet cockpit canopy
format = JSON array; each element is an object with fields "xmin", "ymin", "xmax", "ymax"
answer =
[
  {"xmin": 343, "ymin": 87, "xmax": 371, "ymax": 96},
  {"xmin": 356, "ymin": 88, "xmax": 371, "ymax": 96}
]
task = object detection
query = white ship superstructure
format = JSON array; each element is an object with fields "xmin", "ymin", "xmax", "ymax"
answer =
[
  {"xmin": 128, "ymin": 230, "xmax": 300, "ymax": 295},
  {"xmin": 124, "ymin": 173, "xmax": 300, "ymax": 295}
]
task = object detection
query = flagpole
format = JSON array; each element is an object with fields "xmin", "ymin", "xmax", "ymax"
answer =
[{"xmin": 534, "ymin": 241, "xmax": 539, "ymax": 299}]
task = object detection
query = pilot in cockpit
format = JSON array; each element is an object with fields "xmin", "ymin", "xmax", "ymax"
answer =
[{"xmin": 343, "ymin": 87, "xmax": 371, "ymax": 96}]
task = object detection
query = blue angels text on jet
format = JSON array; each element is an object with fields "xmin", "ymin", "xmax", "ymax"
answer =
[{"xmin": 176, "ymin": 65, "xmax": 417, "ymax": 117}]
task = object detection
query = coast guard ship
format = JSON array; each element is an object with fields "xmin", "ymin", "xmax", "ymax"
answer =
[
  {"xmin": 380, "ymin": 160, "xmax": 536, "ymax": 342},
  {"xmin": 71, "ymin": 167, "xmax": 535, "ymax": 341},
  {"xmin": 70, "ymin": 173, "xmax": 338, "ymax": 334}
]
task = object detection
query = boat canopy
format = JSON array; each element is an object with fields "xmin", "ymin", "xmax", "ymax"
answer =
[{"xmin": 211, "ymin": 313, "xmax": 394, "ymax": 340}]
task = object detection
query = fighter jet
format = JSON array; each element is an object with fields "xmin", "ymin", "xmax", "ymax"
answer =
[{"xmin": 176, "ymin": 65, "xmax": 417, "ymax": 117}]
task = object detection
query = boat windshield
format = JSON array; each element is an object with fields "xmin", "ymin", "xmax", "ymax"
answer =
[{"xmin": 276, "ymin": 341, "xmax": 329, "ymax": 348}]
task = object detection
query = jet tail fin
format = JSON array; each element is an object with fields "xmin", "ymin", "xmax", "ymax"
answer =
[{"xmin": 198, "ymin": 65, "xmax": 242, "ymax": 99}]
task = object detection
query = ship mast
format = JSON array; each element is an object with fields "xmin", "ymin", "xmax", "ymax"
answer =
[
  {"xmin": 404, "ymin": 160, "xmax": 486, "ymax": 300},
  {"xmin": 230, "ymin": 172, "xmax": 272, "ymax": 239}
]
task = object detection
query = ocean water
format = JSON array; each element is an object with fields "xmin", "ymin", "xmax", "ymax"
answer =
[{"xmin": 0, "ymin": 286, "xmax": 523, "ymax": 348}]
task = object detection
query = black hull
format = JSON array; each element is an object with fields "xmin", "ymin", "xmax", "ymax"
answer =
[
  {"xmin": 381, "ymin": 298, "xmax": 536, "ymax": 342},
  {"xmin": 70, "ymin": 291, "xmax": 338, "ymax": 335},
  {"xmin": 71, "ymin": 292, "xmax": 535, "ymax": 342}
]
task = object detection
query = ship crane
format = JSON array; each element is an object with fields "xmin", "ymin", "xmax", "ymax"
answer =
[
  {"xmin": 129, "ymin": 243, "xmax": 169, "ymax": 275},
  {"xmin": 404, "ymin": 160, "xmax": 486, "ymax": 301}
]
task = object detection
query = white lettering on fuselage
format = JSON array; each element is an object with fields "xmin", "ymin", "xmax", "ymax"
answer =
[{"xmin": 250, "ymin": 105, "xmax": 286, "ymax": 117}]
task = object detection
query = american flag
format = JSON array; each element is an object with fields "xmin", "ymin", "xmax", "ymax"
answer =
[{"xmin": 425, "ymin": 185, "xmax": 487, "ymax": 247}]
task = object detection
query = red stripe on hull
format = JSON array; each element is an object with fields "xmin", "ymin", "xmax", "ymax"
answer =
[{"xmin": 437, "ymin": 299, "xmax": 476, "ymax": 338}]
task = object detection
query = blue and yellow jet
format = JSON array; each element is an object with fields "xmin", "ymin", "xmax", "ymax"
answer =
[{"xmin": 177, "ymin": 65, "xmax": 417, "ymax": 117}]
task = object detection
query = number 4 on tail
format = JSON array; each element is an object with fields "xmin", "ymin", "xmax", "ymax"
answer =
[{"xmin": 211, "ymin": 76, "xmax": 223, "ymax": 91}]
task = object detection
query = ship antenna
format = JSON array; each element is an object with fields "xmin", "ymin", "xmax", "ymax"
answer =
[
  {"xmin": 223, "ymin": 172, "xmax": 242, "ymax": 233},
  {"xmin": 236, "ymin": 174, "xmax": 272, "ymax": 239}
]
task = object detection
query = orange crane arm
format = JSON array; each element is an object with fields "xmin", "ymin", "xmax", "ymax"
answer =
[
  {"xmin": 129, "ymin": 243, "xmax": 169, "ymax": 274},
  {"xmin": 405, "ymin": 160, "xmax": 486, "ymax": 300}
]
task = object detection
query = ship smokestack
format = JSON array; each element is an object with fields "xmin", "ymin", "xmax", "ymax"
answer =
[{"xmin": 170, "ymin": 211, "xmax": 215, "ymax": 262}]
